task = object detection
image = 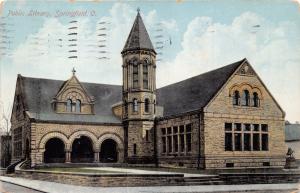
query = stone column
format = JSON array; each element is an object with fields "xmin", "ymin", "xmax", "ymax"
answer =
[
  {"xmin": 65, "ymin": 151, "xmax": 71, "ymax": 163},
  {"xmin": 94, "ymin": 152, "xmax": 99, "ymax": 163}
]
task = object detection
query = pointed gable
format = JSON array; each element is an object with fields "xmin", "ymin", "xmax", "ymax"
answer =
[
  {"xmin": 122, "ymin": 11, "xmax": 155, "ymax": 53},
  {"xmin": 55, "ymin": 74, "xmax": 93, "ymax": 103},
  {"xmin": 205, "ymin": 58, "xmax": 285, "ymax": 118},
  {"xmin": 156, "ymin": 59, "xmax": 244, "ymax": 117}
]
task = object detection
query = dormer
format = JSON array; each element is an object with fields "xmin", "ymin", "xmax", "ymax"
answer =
[{"xmin": 52, "ymin": 69, "xmax": 94, "ymax": 114}]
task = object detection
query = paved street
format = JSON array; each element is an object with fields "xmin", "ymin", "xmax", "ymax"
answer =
[
  {"xmin": 0, "ymin": 176, "xmax": 299, "ymax": 193},
  {"xmin": 0, "ymin": 181, "xmax": 43, "ymax": 193}
]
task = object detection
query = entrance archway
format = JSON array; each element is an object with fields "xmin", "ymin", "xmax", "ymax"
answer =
[
  {"xmin": 71, "ymin": 136, "xmax": 94, "ymax": 163},
  {"xmin": 44, "ymin": 138, "xmax": 65, "ymax": 163},
  {"xmin": 100, "ymin": 139, "xmax": 118, "ymax": 163}
]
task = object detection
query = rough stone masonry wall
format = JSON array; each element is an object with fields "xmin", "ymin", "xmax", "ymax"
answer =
[
  {"xmin": 30, "ymin": 122, "xmax": 124, "ymax": 167},
  {"xmin": 203, "ymin": 73, "xmax": 286, "ymax": 169},
  {"xmin": 127, "ymin": 121, "xmax": 154, "ymax": 163},
  {"xmin": 156, "ymin": 113, "xmax": 204, "ymax": 168}
]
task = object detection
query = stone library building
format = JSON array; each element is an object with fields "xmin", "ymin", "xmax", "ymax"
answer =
[{"xmin": 10, "ymin": 11, "xmax": 286, "ymax": 169}]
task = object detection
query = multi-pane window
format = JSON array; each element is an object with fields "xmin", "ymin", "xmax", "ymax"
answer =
[
  {"xmin": 133, "ymin": 65, "xmax": 139, "ymax": 89},
  {"xmin": 143, "ymin": 64, "xmax": 148, "ymax": 89},
  {"xmin": 161, "ymin": 124, "xmax": 192, "ymax": 155},
  {"xmin": 232, "ymin": 90, "xmax": 261, "ymax": 107},
  {"xmin": 225, "ymin": 123, "xmax": 269, "ymax": 151}
]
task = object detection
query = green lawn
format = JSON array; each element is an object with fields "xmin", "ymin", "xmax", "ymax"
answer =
[{"xmin": 36, "ymin": 167, "xmax": 123, "ymax": 174}]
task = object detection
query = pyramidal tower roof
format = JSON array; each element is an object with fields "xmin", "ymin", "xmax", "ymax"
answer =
[{"xmin": 122, "ymin": 10, "xmax": 155, "ymax": 54}]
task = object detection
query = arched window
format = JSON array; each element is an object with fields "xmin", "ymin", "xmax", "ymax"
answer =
[
  {"xmin": 232, "ymin": 90, "xmax": 240, "ymax": 106},
  {"xmin": 75, "ymin": 99, "xmax": 81, "ymax": 113},
  {"xmin": 143, "ymin": 64, "xmax": 148, "ymax": 89},
  {"xmin": 133, "ymin": 98, "xmax": 138, "ymax": 112},
  {"xmin": 66, "ymin": 99, "xmax": 72, "ymax": 112},
  {"xmin": 144, "ymin": 98, "xmax": 150, "ymax": 113},
  {"xmin": 154, "ymin": 100, "xmax": 156, "ymax": 114},
  {"xmin": 133, "ymin": 64, "xmax": 139, "ymax": 89},
  {"xmin": 253, "ymin": 92, "xmax": 260, "ymax": 107},
  {"xmin": 242, "ymin": 90, "xmax": 250, "ymax": 106}
]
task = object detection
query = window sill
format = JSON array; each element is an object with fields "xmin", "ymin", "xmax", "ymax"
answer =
[{"xmin": 233, "ymin": 105, "xmax": 262, "ymax": 110}]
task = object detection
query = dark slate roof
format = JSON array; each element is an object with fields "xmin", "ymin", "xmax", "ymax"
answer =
[
  {"xmin": 285, "ymin": 124, "xmax": 300, "ymax": 141},
  {"xmin": 122, "ymin": 12, "xmax": 155, "ymax": 53},
  {"xmin": 156, "ymin": 59, "xmax": 245, "ymax": 117},
  {"xmin": 20, "ymin": 76, "xmax": 122, "ymax": 124},
  {"xmin": 19, "ymin": 59, "xmax": 245, "ymax": 123}
]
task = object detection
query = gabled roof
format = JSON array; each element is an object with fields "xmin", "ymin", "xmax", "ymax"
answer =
[
  {"xmin": 19, "ymin": 75, "xmax": 122, "ymax": 124},
  {"xmin": 285, "ymin": 124, "xmax": 300, "ymax": 141},
  {"xmin": 122, "ymin": 12, "xmax": 155, "ymax": 53},
  {"xmin": 156, "ymin": 59, "xmax": 245, "ymax": 117}
]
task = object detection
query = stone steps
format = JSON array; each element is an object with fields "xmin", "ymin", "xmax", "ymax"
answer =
[{"xmin": 183, "ymin": 175, "xmax": 225, "ymax": 186}]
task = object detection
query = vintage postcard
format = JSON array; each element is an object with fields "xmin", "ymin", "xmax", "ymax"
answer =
[{"xmin": 0, "ymin": 0, "xmax": 299, "ymax": 192}]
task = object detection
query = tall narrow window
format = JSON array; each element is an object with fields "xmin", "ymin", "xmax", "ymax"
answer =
[
  {"xmin": 133, "ymin": 65, "xmax": 139, "ymax": 89},
  {"xmin": 75, "ymin": 99, "xmax": 81, "ymax": 113},
  {"xmin": 225, "ymin": 133, "xmax": 233, "ymax": 151},
  {"xmin": 173, "ymin": 126, "xmax": 178, "ymax": 152},
  {"xmin": 234, "ymin": 133, "xmax": 242, "ymax": 151},
  {"xmin": 253, "ymin": 133, "xmax": 260, "ymax": 150},
  {"xmin": 262, "ymin": 134, "xmax": 268, "ymax": 151},
  {"xmin": 167, "ymin": 136, "xmax": 172, "ymax": 153},
  {"xmin": 143, "ymin": 64, "xmax": 148, "ymax": 89},
  {"xmin": 233, "ymin": 90, "xmax": 240, "ymax": 105},
  {"xmin": 145, "ymin": 130, "xmax": 150, "ymax": 142},
  {"xmin": 225, "ymin": 123, "xmax": 233, "ymax": 151},
  {"xmin": 253, "ymin": 92, "xmax": 260, "ymax": 107},
  {"xmin": 162, "ymin": 137, "xmax": 166, "ymax": 153},
  {"xmin": 144, "ymin": 98, "xmax": 150, "ymax": 113},
  {"xmin": 133, "ymin": 98, "xmax": 138, "ymax": 112},
  {"xmin": 124, "ymin": 100, "xmax": 128, "ymax": 115},
  {"xmin": 179, "ymin": 125, "xmax": 185, "ymax": 152},
  {"xmin": 242, "ymin": 90, "xmax": 250, "ymax": 106},
  {"xmin": 133, "ymin": 144, "xmax": 137, "ymax": 155},
  {"xmin": 66, "ymin": 99, "xmax": 72, "ymax": 112}
]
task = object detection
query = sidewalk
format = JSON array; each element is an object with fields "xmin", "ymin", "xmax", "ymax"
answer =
[
  {"xmin": 0, "ymin": 176, "xmax": 299, "ymax": 193},
  {"xmin": 83, "ymin": 167, "xmax": 212, "ymax": 177}
]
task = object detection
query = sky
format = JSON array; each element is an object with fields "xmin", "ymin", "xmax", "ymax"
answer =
[{"xmin": 0, "ymin": 0, "xmax": 299, "ymax": 127}]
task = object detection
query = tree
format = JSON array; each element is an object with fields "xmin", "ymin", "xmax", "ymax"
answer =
[{"xmin": 0, "ymin": 101, "xmax": 11, "ymax": 135}]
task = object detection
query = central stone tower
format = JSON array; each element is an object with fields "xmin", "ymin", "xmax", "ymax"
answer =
[{"xmin": 121, "ymin": 10, "xmax": 156, "ymax": 164}]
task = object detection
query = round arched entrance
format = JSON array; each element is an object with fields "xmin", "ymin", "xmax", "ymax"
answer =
[
  {"xmin": 71, "ymin": 136, "xmax": 94, "ymax": 163},
  {"xmin": 44, "ymin": 138, "xmax": 65, "ymax": 163},
  {"xmin": 100, "ymin": 139, "xmax": 118, "ymax": 163}
]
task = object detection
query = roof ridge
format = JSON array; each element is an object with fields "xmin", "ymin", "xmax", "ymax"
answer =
[
  {"xmin": 157, "ymin": 58, "xmax": 245, "ymax": 90},
  {"xmin": 20, "ymin": 75, "xmax": 121, "ymax": 87}
]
